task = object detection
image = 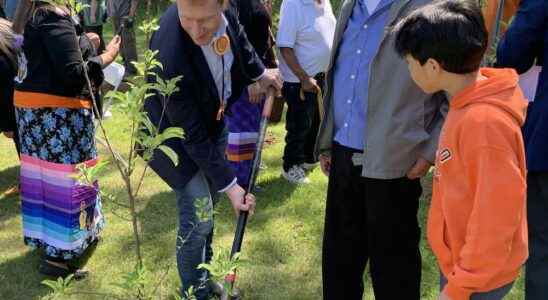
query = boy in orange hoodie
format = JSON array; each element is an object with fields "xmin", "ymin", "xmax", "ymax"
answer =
[{"xmin": 394, "ymin": 1, "xmax": 529, "ymax": 299}]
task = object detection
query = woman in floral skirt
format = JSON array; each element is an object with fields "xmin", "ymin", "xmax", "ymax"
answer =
[{"xmin": 12, "ymin": 0, "xmax": 120, "ymax": 278}]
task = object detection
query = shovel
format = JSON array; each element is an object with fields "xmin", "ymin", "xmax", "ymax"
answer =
[{"xmin": 221, "ymin": 88, "xmax": 276, "ymax": 300}]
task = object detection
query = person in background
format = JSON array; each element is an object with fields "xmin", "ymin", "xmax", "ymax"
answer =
[
  {"xmin": 0, "ymin": 14, "xmax": 20, "ymax": 198},
  {"xmin": 315, "ymin": 0, "xmax": 447, "ymax": 298},
  {"xmin": 107, "ymin": 0, "xmax": 138, "ymax": 77},
  {"xmin": 277, "ymin": 0, "xmax": 336, "ymax": 184},
  {"xmin": 483, "ymin": 0, "xmax": 520, "ymax": 40},
  {"xmin": 12, "ymin": 0, "xmax": 120, "ymax": 279},
  {"xmin": 496, "ymin": 1, "xmax": 548, "ymax": 299},
  {"xmin": 481, "ymin": 0, "xmax": 520, "ymax": 61},
  {"xmin": 80, "ymin": 0, "xmax": 107, "ymax": 54},
  {"xmin": 395, "ymin": 1, "xmax": 529, "ymax": 299},
  {"xmin": 225, "ymin": 0, "xmax": 277, "ymax": 191},
  {"xmin": 0, "ymin": 17, "xmax": 20, "ymax": 154},
  {"xmin": 1, "ymin": 2, "xmax": 6, "ymax": 18}
]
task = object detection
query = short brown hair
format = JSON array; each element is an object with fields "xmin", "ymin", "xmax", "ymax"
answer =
[{"xmin": 182, "ymin": 0, "xmax": 229, "ymax": 10}]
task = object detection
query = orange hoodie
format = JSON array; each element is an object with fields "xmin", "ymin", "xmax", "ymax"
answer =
[{"xmin": 427, "ymin": 68, "xmax": 529, "ymax": 300}]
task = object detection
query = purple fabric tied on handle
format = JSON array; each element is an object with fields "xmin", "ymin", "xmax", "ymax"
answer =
[{"xmin": 14, "ymin": 34, "xmax": 24, "ymax": 50}]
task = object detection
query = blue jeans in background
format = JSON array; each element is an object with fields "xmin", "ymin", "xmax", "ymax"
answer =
[{"xmin": 4, "ymin": 0, "xmax": 18, "ymax": 20}]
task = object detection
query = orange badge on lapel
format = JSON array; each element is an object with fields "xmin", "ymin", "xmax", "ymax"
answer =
[{"xmin": 213, "ymin": 34, "xmax": 230, "ymax": 56}]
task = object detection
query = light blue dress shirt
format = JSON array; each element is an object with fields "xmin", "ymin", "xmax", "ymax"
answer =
[
  {"xmin": 200, "ymin": 14, "xmax": 234, "ymax": 104},
  {"xmin": 332, "ymin": 0, "xmax": 394, "ymax": 150}
]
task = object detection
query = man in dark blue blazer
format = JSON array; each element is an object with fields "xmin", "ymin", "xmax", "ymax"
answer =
[
  {"xmin": 497, "ymin": 1, "xmax": 548, "ymax": 299},
  {"xmin": 144, "ymin": 0, "xmax": 282, "ymax": 298}
]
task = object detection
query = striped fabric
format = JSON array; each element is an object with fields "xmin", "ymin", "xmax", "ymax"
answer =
[
  {"xmin": 225, "ymin": 90, "xmax": 262, "ymax": 189},
  {"xmin": 227, "ymin": 132, "xmax": 259, "ymax": 162},
  {"xmin": 14, "ymin": 91, "xmax": 103, "ymax": 261},
  {"xmin": 20, "ymin": 154, "xmax": 103, "ymax": 254}
]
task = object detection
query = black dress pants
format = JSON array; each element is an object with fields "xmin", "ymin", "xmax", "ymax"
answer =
[
  {"xmin": 526, "ymin": 172, "xmax": 548, "ymax": 300},
  {"xmin": 322, "ymin": 143, "xmax": 423, "ymax": 300},
  {"xmin": 282, "ymin": 73, "xmax": 324, "ymax": 171}
]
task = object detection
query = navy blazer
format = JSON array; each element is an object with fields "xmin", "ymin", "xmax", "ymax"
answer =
[
  {"xmin": 145, "ymin": 4, "xmax": 265, "ymax": 191},
  {"xmin": 496, "ymin": 0, "xmax": 548, "ymax": 172}
]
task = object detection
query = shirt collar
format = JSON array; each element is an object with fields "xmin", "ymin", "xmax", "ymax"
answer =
[
  {"xmin": 301, "ymin": 0, "xmax": 319, "ymax": 5},
  {"xmin": 210, "ymin": 13, "xmax": 229, "ymax": 45},
  {"xmin": 358, "ymin": 0, "xmax": 394, "ymax": 14}
]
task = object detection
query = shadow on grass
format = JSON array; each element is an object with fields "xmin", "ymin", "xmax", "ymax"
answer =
[
  {"xmin": 255, "ymin": 175, "xmax": 299, "ymax": 208},
  {"xmin": 0, "ymin": 166, "xmax": 21, "ymax": 224},
  {"xmin": 236, "ymin": 232, "xmax": 323, "ymax": 300},
  {"xmin": 217, "ymin": 172, "xmax": 302, "ymax": 223},
  {"xmin": 0, "ymin": 250, "xmax": 52, "ymax": 299},
  {"xmin": 138, "ymin": 191, "xmax": 179, "ymax": 264}
]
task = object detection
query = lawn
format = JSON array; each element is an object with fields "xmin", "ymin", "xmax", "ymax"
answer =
[
  {"xmin": 0, "ymin": 111, "xmax": 527, "ymax": 300},
  {"xmin": 0, "ymin": 4, "xmax": 526, "ymax": 300}
]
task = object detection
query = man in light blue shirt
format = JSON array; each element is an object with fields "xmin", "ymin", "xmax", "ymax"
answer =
[
  {"xmin": 332, "ymin": 0, "xmax": 392, "ymax": 150},
  {"xmin": 317, "ymin": 0, "xmax": 446, "ymax": 299}
]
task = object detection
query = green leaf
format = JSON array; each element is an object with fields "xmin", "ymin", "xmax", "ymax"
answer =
[
  {"xmin": 41, "ymin": 279, "xmax": 60, "ymax": 292},
  {"xmin": 195, "ymin": 197, "xmax": 212, "ymax": 223},
  {"xmin": 140, "ymin": 116, "xmax": 158, "ymax": 135},
  {"xmin": 63, "ymin": 274, "xmax": 75, "ymax": 286},
  {"xmin": 158, "ymin": 145, "xmax": 179, "ymax": 166},
  {"xmin": 160, "ymin": 127, "xmax": 185, "ymax": 141}
]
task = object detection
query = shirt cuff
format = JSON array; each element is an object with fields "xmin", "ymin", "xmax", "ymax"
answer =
[
  {"xmin": 252, "ymin": 69, "xmax": 267, "ymax": 82},
  {"xmin": 443, "ymin": 281, "xmax": 474, "ymax": 300},
  {"xmin": 276, "ymin": 41, "xmax": 295, "ymax": 49},
  {"xmin": 218, "ymin": 178, "xmax": 238, "ymax": 193}
]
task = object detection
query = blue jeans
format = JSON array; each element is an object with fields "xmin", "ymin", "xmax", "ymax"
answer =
[
  {"xmin": 175, "ymin": 130, "xmax": 227, "ymax": 299},
  {"xmin": 440, "ymin": 273, "xmax": 514, "ymax": 300},
  {"xmin": 4, "ymin": 0, "xmax": 17, "ymax": 20}
]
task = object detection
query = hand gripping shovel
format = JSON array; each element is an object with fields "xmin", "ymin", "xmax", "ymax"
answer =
[{"xmin": 221, "ymin": 88, "xmax": 276, "ymax": 300}]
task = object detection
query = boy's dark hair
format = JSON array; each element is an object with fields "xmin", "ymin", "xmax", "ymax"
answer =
[{"xmin": 394, "ymin": 0, "xmax": 488, "ymax": 74}]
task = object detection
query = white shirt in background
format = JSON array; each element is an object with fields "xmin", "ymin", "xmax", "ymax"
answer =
[{"xmin": 276, "ymin": 0, "xmax": 337, "ymax": 83}]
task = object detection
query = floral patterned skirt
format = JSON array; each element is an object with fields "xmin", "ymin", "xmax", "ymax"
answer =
[{"xmin": 15, "ymin": 104, "xmax": 104, "ymax": 261}]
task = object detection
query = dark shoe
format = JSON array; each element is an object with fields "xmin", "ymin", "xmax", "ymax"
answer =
[
  {"xmin": 39, "ymin": 261, "xmax": 89, "ymax": 280},
  {"xmin": 213, "ymin": 283, "xmax": 242, "ymax": 300},
  {"xmin": 229, "ymin": 287, "xmax": 242, "ymax": 300},
  {"xmin": 208, "ymin": 281, "xmax": 225, "ymax": 298}
]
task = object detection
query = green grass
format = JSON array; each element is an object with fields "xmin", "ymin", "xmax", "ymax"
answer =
[
  {"xmin": 0, "ymin": 9, "xmax": 526, "ymax": 299},
  {"xmin": 0, "ymin": 114, "xmax": 526, "ymax": 300}
]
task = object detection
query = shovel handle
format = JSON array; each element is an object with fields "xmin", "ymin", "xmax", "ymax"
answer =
[{"xmin": 261, "ymin": 88, "xmax": 276, "ymax": 118}]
